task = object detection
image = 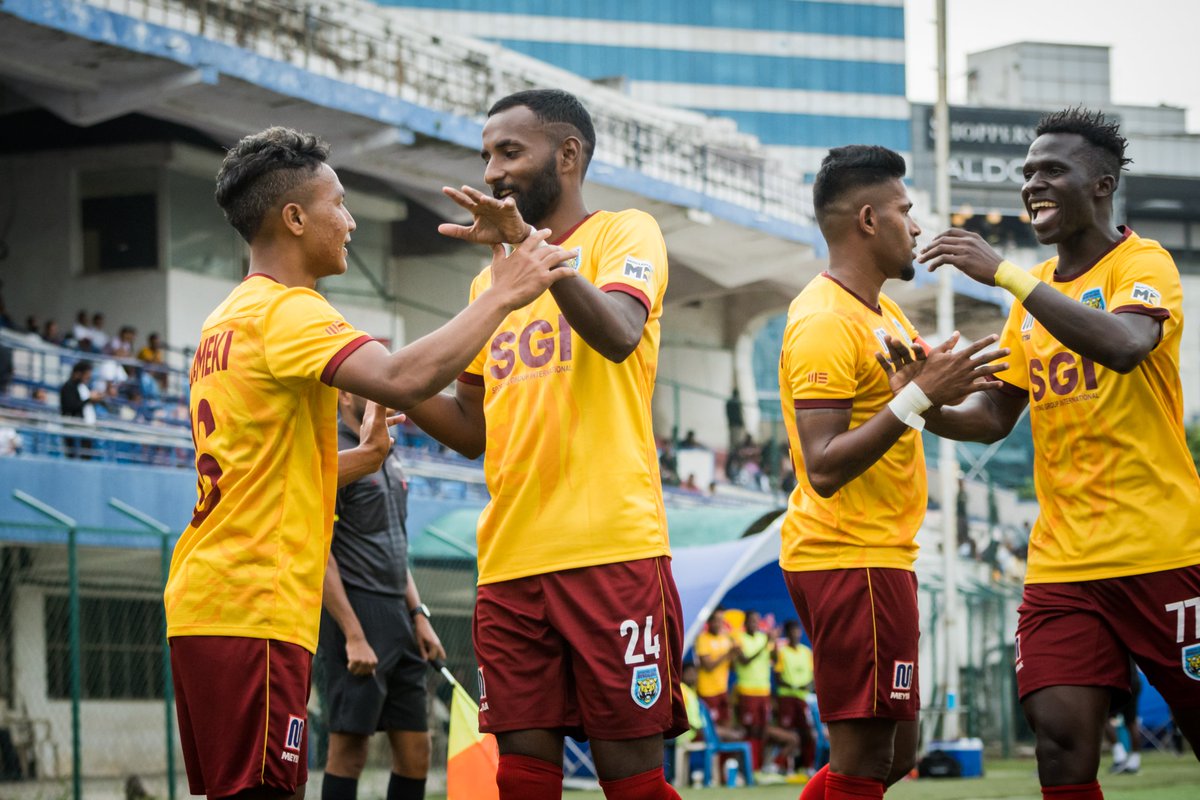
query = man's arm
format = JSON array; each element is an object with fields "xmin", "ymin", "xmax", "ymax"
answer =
[
  {"xmin": 331, "ymin": 233, "xmax": 572, "ymax": 409},
  {"xmin": 405, "ymin": 568, "xmax": 446, "ymax": 662},
  {"xmin": 322, "ymin": 553, "xmax": 378, "ymax": 676},
  {"xmin": 919, "ymin": 229, "xmax": 1160, "ymax": 373},
  {"xmin": 550, "ymin": 281, "xmax": 648, "ymax": 363},
  {"xmin": 922, "ymin": 389, "xmax": 1028, "ymax": 444},
  {"xmin": 404, "ymin": 380, "xmax": 487, "ymax": 459}
]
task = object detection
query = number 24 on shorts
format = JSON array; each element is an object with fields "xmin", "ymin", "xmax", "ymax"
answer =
[{"xmin": 620, "ymin": 617, "xmax": 661, "ymax": 665}]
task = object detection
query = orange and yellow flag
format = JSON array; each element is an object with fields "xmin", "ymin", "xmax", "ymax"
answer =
[{"xmin": 447, "ymin": 681, "xmax": 500, "ymax": 800}]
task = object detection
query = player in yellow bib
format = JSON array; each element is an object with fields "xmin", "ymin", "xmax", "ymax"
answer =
[
  {"xmin": 406, "ymin": 90, "xmax": 686, "ymax": 800},
  {"xmin": 919, "ymin": 108, "xmax": 1200, "ymax": 799},
  {"xmin": 163, "ymin": 127, "xmax": 570, "ymax": 800}
]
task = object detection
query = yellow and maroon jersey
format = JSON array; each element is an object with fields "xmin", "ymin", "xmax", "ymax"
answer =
[
  {"xmin": 994, "ymin": 229, "xmax": 1200, "ymax": 583},
  {"xmin": 779, "ymin": 273, "xmax": 926, "ymax": 572},
  {"xmin": 694, "ymin": 631, "xmax": 735, "ymax": 698},
  {"xmin": 164, "ymin": 274, "xmax": 371, "ymax": 652},
  {"xmin": 460, "ymin": 209, "xmax": 669, "ymax": 585}
]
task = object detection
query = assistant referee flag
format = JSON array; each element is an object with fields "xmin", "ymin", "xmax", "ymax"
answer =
[{"xmin": 447, "ymin": 681, "xmax": 499, "ymax": 800}]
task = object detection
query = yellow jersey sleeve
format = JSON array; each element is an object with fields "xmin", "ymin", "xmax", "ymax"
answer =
[
  {"xmin": 783, "ymin": 311, "xmax": 859, "ymax": 409},
  {"xmin": 262, "ymin": 288, "xmax": 371, "ymax": 384},
  {"xmin": 592, "ymin": 210, "xmax": 668, "ymax": 316},
  {"xmin": 1108, "ymin": 246, "xmax": 1180, "ymax": 341}
]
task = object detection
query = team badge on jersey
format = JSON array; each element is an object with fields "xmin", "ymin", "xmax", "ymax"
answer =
[
  {"xmin": 1131, "ymin": 282, "xmax": 1161, "ymax": 306},
  {"xmin": 631, "ymin": 664, "xmax": 662, "ymax": 709},
  {"xmin": 1080, "ymin": 288, "xmax": 1106, "ymax": 310},
  {"xmin": 1182, "ymin": 643, "xmax": 1200, "ymax": 681},
  {"xmin": 887, "ymin": 317, "xmax": 913, "ymax": 347},
  {"xmin": 560, "ymin": 246, "xmax": 582, "ymax": 271}
]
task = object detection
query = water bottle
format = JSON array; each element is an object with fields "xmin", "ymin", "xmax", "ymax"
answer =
[{"xmin": 724, "ymin": 757, "xmax": 741, "ymax": 787}]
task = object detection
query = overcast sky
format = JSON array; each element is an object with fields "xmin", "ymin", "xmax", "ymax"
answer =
[{"xmin": 904, "ymin": 0, "xmax": 1200, "ymax": 131}]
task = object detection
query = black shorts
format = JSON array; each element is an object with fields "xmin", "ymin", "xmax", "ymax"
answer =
[{"xmin": 317, "ymin": 588, "xmax": 428, "ymax": 735}]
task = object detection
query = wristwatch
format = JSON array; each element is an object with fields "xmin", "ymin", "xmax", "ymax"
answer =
[{"xmin": 409, "ymin": 603, "xmax": 431, "ymax": 620}]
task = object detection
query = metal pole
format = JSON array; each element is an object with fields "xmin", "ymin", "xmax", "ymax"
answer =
[
  {"xmin": 109, "ymin": 499, "xmax": 177, "ymax": 800},
  {"xmin": 999, "ymin": 593, "xmax": 1012, "ymax": 758},
  {"xmin": 934, "ymin": 0, "xmax": 961, "ymax": 741},
  {"xmin": 13, "ymin": 491, "xmax": 81, "ymax": 800}
]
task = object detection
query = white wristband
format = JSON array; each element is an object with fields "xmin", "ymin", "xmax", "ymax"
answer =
[
  {"xmin": 888, "ymin": 382, "xmax": 932, "ymax": 431},
  {"xmin": 505, "ymin": 225, "xmax": 548, "ymax": 256}
]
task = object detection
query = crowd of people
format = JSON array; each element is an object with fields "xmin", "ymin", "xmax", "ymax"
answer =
[{"xmin": 683, "ymin": 610, "xmax": 820, "ymax": 784}]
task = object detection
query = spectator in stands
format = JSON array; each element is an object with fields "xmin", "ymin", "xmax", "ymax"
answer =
[
  {"xmin": 679, "ymin": 429, "xmax": 701, "ymax": 449},
  {"xmin": 0, "ymin": 424, "xmax": 20, "ymax": 456},
  {"xmin": 70, "ymin": 310, "xmax": 92, "ymax": 351},
  {"xmin": 107, "ymin": 325, "xmax": 137, "ymax": 359},
  {"xmin": 23, "ymin": 316, "xmax": 38, "ymax": 335},
  {"xmin": 775, "ymin": 621, "xmax": 816, "ymax": 776},
  {"xmin": 0, "ymin": 287, "xmax": 12, "ymax": 329},
  {"xmin": 89, "ymin": 312, "xmax": 109, "ymax": 352},
  {"xmin": 659, "ymin": 440, "xmax": 680, "ymax": 486},
  {"xmin": 137, "ymin": 332, "xmax": 165, "ymax": 364},
  {"xmin": 0, "ymin": 342, "xmax": 12, "ymax": 394},
  {"xmin": 681, "ymin": 473, "xmax": 703, "ymax": 494},
  {"xmin": 734, "ymin": 609, "xmax": 776, "ymax": 770},
  {"xmin": 59, "ymin": 360, "xmax": 99, "ymax": 458},
  {"xmin": 41, "ymin": 319, "xmax": 63, "ymax": 346},
  {"xmin": 726, "ymin": 388, "xmax": 745, "ymax": 453},
  {"xmin": 694, "ymin": 610, "xmax": 739, "ymax": 728}
]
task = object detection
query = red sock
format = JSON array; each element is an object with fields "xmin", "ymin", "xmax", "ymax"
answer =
[
  {"xmin": 599, "ymin": 766, "xmax": 681, "ymax": 800},
  {"xmin": 497, "ymin": 754, "xmax": 562, "ymax": 800},
  {"xmin": 800, "ymin": 764, "xmax": 829, "ymax": 799},
  {"xmin": 1042, "ymin": 781, "xmax": 1104, "ymax": 800},
  {"xmin": 826, "ymin": 771, "xmax": 884, "ymax": 800}
]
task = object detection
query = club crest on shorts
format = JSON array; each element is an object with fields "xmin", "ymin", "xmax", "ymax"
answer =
[
  {"xmin": 631, "ymin": 664, "xmax": 662, "ymax": 709},
  {"xmin": 1182, "ymin": 643, "xmax": 1200, "ymax": 681}
]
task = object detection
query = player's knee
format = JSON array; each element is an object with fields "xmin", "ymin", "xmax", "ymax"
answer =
[
  {"xmin": 326, "ymin": 734, "xmax": 371, "ymax": 777},
  {"xmin": 392, "ymin": 732, "xmax": 431, "ymax": 775}
]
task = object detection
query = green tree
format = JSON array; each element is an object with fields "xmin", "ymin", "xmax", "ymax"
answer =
[{"xmin": 1188, "ymin": 420, "xmax": 1200, "ymax": 472}]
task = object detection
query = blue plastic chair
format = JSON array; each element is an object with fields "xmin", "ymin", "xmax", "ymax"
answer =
[
  {"xmin": 696, "ymin": 700, "xmax": 755, "ymax": 786},
  {"xmin": 809, "ymin": 696, "xmax": 830, "ymax": 768}
]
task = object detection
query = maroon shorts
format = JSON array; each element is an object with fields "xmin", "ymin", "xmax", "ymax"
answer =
[
  {"xmin": 737, "ymin": 693, "xmax": 772, "ymax": 729},
  {"xmin": 170, "ymin": 636, "xmax": 311, "ymax": 797},
  {"xmin": 777, "ymin": 695, "xmax": 812, "ymax": 731},
  {"xmin": 700, "ymin": 692, "xmax": 731, "ymax": 726},
  {"xmin": 784, "ymin": 567, "xmax": 920, "ymax": 722},
  {"xmin": 1016, "ymin": 565, "xmax": 1200, "ymax": 711},
  {"xmin": 474, "ymin": 556, "xmax": 688, "ymax": 740}
]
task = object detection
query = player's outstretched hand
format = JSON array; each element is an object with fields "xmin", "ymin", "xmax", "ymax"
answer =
[
  {"xmin": 917, "ymin": 228, "xmax": 1004, "ymax": 286},
  {"xmin": 908, "ymin": 332, "xmax": 1009, "ymax": 407},
  {"xmin": 345, "ymin": 635, "xmax": 379, "ymax": 677},
  {"xmin": 874, "ymin": 333, "xmax": 943, "ymax": 396},
  {"xmin": 414, "ymin": 616, "xmax": 447, "ymax": 662},
  {"xmin": 489, "ymin": 228, "xmax": 576, "ymax": 309},
  {"xmin": 438, "ymin": 185, "xmax": 530, "ymax": 245}
]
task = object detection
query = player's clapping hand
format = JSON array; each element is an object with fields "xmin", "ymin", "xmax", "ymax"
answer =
[
  {"xmin": 358, "ymin": 402, "xmax": 405, "ymax": 471},
  {"xmin": 900, "ymin": 332, "xmax": 1009, "ymax": 407},
  {"xmin": 917, "ymin": 228, "xmax": 1005, "ymax": 286},
  {"xmin": 345, "ymin": 634, "xmax": 379, "ymax": 677},
  {"xmin": 489, "ymin": 228, "xmax": 576, "ymax": 310},
  {"xmin": 438, "ymin": 185, "xmax": 529, "ymax": 245},
  {"xmin": 414, "ymin": 616, "xmax": 447, "ymax": 662},
  {"xmin": 875, "ymin": 333, "xmax": 939, "ymax": 397}
]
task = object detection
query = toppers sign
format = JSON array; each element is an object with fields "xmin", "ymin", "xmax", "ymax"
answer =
[{"xmin": 921, "ymin": 105, "xmax": 1052, "ymax": 186}]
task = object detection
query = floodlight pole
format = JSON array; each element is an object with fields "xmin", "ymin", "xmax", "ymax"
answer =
[{"xmin": 934, "ymin": 0, "xmax": 962, "ymax": 740}]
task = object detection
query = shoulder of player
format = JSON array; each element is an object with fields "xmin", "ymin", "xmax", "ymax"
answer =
[{"xmin": 1115, "ymin": 231, "xmax": 1178, "ymax": 270}]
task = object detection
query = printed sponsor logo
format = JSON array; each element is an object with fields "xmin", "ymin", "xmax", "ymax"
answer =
[
  {"xmin": 623, "ymin": 256, "xmax": 654, "ymax": 282},
  {"xmin": 888, "ymin": 317, "xmax": 914, "ymax": 347},
  {"xmin": 1015, "ymin": 634, "xmax": 1023, "ymax": 673},
  {"xmin": 477, "ymin": 667, "xmax": 489, "ymax": 711},
  {"xmin": 892, "ymin": 661, "xmax": 914, "ymax": 691},
  {"xmin": 1080, "ymin": 288, "xmax": 1106, "ymax": 310},
  {"xmin": 873, "ymin": 327, "xmax": 889, "ymax": 351},
  {"xmin": 631, "ymin": 664, "xmax": 662, "ymax": 709},
  {"xmin": 1183, "ymin": 644, "xmax": 1200, "ymax": 681},
  {"xmin": 1029, "ymin": 353, "xmax": 1098, "ymax": 402},
  {"xmin": 489, "ymin": 315, "xmax": 574, "ymax": 381},
  {"xmin": 1132, "ymin": 282, "xmax": 1161, "ymax": 306},
  {"xmin": 284, "ymin": 714, "xmax": 304, "ymax": 752},
  {"xmin": 890, "ymin": 691, "xmax": 911, "ymax": 700},
  {"xmin": 1020, "ymin": 313, "xmax": 1034, "ymax": 332}
]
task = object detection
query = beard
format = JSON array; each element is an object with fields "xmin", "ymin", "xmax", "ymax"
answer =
[
  {"xmin": 511, "ymin": 156, "xmax": 562, "ymax": 227},
  {"xmin": 900, "ymin": 262, "xmax": 916, "ymax": 281}
]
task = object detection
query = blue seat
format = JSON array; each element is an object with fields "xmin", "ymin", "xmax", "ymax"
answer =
[
  {"xmin": 695, "ymin": 699, "xmax": 755, "ymax": 787},
  {"xmin": 809, "ymin": 695, "xmax": 830, "ymax": 768}
]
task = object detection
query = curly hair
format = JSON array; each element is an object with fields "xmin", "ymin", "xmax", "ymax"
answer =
[
  {"xmin": 214, "ymin": 127, "xmax": 331, "ymax": 243},
  {"xmin": 1036, "ymin": 107, "xmax": 1132, "ymax": 184}
]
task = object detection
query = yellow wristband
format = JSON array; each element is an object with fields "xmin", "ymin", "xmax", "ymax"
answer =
[{"xmin": 994, "ymin": 260, "xmax": 1040, "ymax": 303}]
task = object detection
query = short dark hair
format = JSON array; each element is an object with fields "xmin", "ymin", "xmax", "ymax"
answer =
[
  {"xmin": 488, "ymin": 89, "xmax": 597, "ymax": 177},
  {"xmin": 70, "ymin": 360, "xmax": 93, "ymax": 378},
  {"xmin": 784, "ymin": 620, "xmax": 801, "ymax": 634},
  {"xmin": 215, "ymin": 127, "xmax": 331, "ymax": 243},
  {"xmin": 813, "ymin": 145, "xmax": 907, "ymax": 221},
  {"xmin": 1035, "ymin": 107, "xmax": 1132, "ymax": 184}
]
